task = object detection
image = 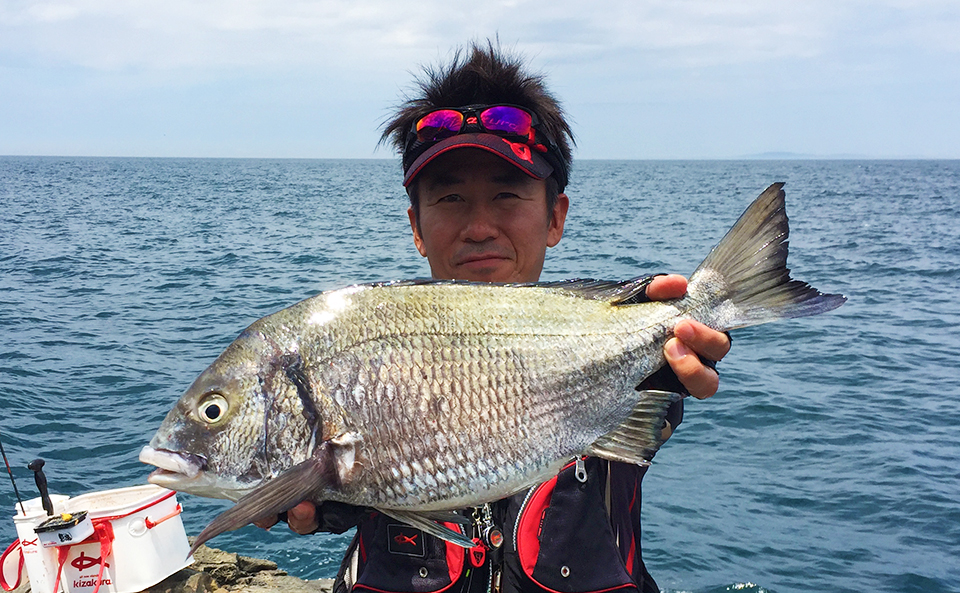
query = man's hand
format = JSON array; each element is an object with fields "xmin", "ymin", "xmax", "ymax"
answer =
[
  {"xmin": 253, "ymin": 501, "xmax": 319, "ymax": 534},
  {"xmin": 646, "ymin": 274, "xmax": 731, "ymax": 399}
]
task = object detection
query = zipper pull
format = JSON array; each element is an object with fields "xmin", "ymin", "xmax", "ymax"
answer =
[{"xmin": 575, "ymin": 457, "xmax": 587, "ymax": 483}]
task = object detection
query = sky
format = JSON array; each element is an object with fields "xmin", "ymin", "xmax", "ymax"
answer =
[{"xmin": 1, "ymin": 0, "xmax": 958, "ymax": 159}]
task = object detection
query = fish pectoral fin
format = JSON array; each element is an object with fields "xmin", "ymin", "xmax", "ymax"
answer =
[
  {"xmin": 586, "ymin": 389, "xmax": 683, "ymax": 466},
  {"xmin": 188, "ymin": 454, "xmax": 331, "ymax": 557},
  {"xmin": 379, "ymin": 509, "xmax": 475, "ymax": 548}
]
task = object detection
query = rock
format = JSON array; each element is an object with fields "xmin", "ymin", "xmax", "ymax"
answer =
[
  {"xmin": 235, "ymin": 572, "xmax": 332, "ymax": 593},
  {"xmin": 236, "ymin": 556, "xmax": 279, "ymax": 574},
  {"xmin": 150, "ymin": 541, "xmax": 332, "ymax": 593},
  {"xmin": 146, "ymin": 569, "xmax": 218, "ymax": 593},
  {"xmin": 158, "ymin": 542, "xmax": 334, "ymax": 592}
]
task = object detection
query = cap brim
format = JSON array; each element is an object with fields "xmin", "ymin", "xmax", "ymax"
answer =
[{"xmin": 403, "ymin": 133, "xmax": 554, "ymax": 187}]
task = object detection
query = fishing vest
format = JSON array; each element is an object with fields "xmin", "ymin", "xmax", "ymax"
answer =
[{"xmin": 334, "ymin": 457, "xmax": 660, "ymax": 593}]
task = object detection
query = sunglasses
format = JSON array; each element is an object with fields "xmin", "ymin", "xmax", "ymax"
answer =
[
  {"xmin": 402, "ymin": 103, "xmax": 568, "ymax": 191},
  {"xmin": 414, "ymin": 104, "xmax": 537, "ymax": 143}
]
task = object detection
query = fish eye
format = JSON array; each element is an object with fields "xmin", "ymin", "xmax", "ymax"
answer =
[{"xmin": 197, "ymin": 393, "xmax": 229, "ymax": 424}]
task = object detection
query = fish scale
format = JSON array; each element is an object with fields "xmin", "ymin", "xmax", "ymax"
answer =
[
  {"xmin": 140, "ymin": 183, "xmax": 845, "ymax": 551},
  {"xmin": 367, "ymin": 342, "xmax": 599, "ymax": 507},
  {"xmin": 334, "ymin": 294, "xmax": 651, "ymax": 506}
]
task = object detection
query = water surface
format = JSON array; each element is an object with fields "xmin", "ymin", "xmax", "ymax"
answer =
[{"xmin": 1, "ymin": 157, "xmax": 957, "ymax": 593}]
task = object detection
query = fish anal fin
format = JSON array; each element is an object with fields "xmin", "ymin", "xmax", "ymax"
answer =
[
  {"xmin": 586, "ymin": 389, "xmax": 682, "ymax": 466},
  {"xmin": 379, "ymin": 509, "xmax": 475, "ymax": 548},
  {"xmin": 416, "ymin": 510, "xmax": 471, "ymax": 525},
  {"xmin": 189, "ymin": 446, "xmax": 334, "ymax": 557}
]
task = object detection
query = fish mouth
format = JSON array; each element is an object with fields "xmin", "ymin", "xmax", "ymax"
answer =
[
  {"xmin": 138, "ymin": 446, "xmax": 251, "ymax": 501},
  {"xmin": 139, "ymin": 446, "xmax": 206, "ymax": 480}
]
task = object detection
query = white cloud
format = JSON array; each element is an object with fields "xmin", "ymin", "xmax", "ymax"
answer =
[
  {"xmin": 1, "ymin": 0, "xmax": 956, "ymax": 80},
  {"xmin": 2, "ymin": 0, "xmax": 958, "ymax": 157},
  {"xmin": 3, "ymin": 0, "xmax": 434, "ymax": 70},
  {"xmin": 6, "ymin": 0, "xmax": 956, "ymax": 72}
]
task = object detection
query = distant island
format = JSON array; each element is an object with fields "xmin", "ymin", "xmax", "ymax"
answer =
[{"xmin": 741, "ymin": 151, "xmax": 872, "ymax": 160}]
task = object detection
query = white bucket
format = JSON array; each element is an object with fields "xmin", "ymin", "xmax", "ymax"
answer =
[
  {"xmin": 7, "ymin": 495, "xmax": 71, "ymax": 593},
  {"xmin": 55, "ymin": 484, "xmax": 193, "ymax": 593}
]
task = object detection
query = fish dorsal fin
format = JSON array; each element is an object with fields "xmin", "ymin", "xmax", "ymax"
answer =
[
  {"xmin": 585, "ymin": 389, "xmax": 683, "ymax": 465},
  {"xmin": 361, "ymin": 277, "xmax": 655, "ymax": 306},
  {"xmin": 378, "ymin": 509, "xmax": 476, "ymax": 548},
  {"xmin": 535, "ymin": 276, "xmax": 655, "ymax": 305}
]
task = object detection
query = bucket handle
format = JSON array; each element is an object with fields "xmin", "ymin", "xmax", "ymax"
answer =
[
  {"xmin": 144, "ymin": 503, "xmax": 182, "ymax": 530},
  {"xmin": 0, "ymin": 540, "xmax": 23, "ymax": 592},
  {"xmin": 52, "ymin": 522, "xmax": 115, "ymax": 593}
]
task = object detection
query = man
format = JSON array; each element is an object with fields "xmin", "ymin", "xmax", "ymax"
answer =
[{"xmin": 261, "ymin": 42, "xmax": 730, "ymax": 593}]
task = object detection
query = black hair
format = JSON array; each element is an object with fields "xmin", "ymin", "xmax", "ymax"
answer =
[{"xmin": 381, "ymin": 40, "xmax": 574, "ymax": 223}]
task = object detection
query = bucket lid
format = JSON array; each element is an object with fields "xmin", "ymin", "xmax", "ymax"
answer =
[{"xmin": 34, "ymin": 511, "xmax": 88, "ymax": 533}]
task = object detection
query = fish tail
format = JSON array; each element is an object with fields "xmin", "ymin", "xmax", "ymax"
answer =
[{"xmin": 688, "ymin": 183, "xmax": 845, "ymax": 330}]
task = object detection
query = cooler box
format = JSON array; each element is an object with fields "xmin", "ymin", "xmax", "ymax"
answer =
[
  {"xmin": 5, "ymin": 485, "xmax": 192, "ymax": 593},
  {"xmin": 58, "ymin": 484, "xmax": 193, "ymax": 593}
]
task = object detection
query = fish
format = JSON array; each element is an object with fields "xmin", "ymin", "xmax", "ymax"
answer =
[{"xmin": 139, "ymin": 183, "xmax": 845, "ymax": 553}]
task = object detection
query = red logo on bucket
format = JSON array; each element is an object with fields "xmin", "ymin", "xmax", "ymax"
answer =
[
  {"xmin": 71, "ymin": 551, "xmax": 109, "ymax": 571},
  {"xmin": 19, "ymin": 538, "xmax": 37, "ymax": 547}
]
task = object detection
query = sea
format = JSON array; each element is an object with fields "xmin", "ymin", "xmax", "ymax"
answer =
[{"xmin": 1, "ymin": 156, "xmax": 958, "ymax": 593}]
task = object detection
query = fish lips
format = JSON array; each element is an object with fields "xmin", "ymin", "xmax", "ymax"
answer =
[{"xmin": 139, "ymin": 445, "xmax": 206, "ymax": 481}]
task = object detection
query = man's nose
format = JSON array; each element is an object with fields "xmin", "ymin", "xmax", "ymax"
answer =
[{"xmin": 460, "ymin": 203, "xmax": 500, "ymax": 242}]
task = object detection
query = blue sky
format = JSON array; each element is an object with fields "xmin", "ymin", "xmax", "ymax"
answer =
[{"xmin": 2, "ymin": 0, "xmax": 958, "ymax": 159}]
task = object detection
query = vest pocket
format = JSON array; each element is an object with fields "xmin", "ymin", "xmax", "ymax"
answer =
[
  {"xmin": 353, "ymin": 513, "xmax": 466, "ymax": 593},
  {"xmin": 516, "ymin": 459, "xmax": 638, "ymax": 593}
]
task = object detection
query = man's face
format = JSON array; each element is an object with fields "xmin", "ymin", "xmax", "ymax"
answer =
[{"xmin": 408, "ymin": 148, "xmax": 568, "ymax": 283}]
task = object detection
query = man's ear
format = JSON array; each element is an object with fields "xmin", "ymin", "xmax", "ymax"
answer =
[
  {"xmin": 547, "ymin": 193, "xmax": 569, "ymax": 247},
  {"xmin": 408, "ymin": 206, "xmax": 428, "ymax": 257}
]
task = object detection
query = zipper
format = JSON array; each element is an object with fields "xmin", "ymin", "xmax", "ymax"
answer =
[
  {"xmin": 512, "ymin": 457, "xmax": 585, "ymax": 552},
  {"xmin": 512, "ymin": 484, "xmax": 539, "ymax": 553}
]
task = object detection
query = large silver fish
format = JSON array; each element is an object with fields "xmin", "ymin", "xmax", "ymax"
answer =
[{"xmin": 140, "ymin": 183, "xmax": 844, "ymax": 552}]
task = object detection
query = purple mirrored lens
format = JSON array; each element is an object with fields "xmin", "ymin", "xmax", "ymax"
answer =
[
  {"xmin": 416, "ymin": 110, "xmax": 463, "ymax": 142},
  {"xmin": 480, "ymin": 106, "xmax": 532, "ymax": 136}
]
